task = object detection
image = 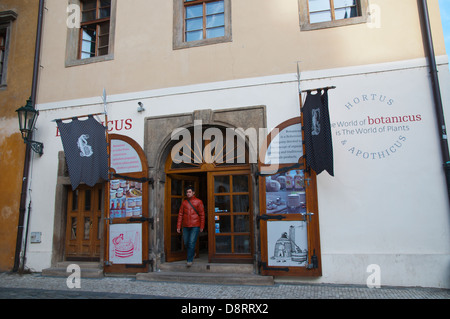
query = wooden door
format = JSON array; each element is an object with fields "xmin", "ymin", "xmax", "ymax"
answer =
[
  {"xmin": 65, "ymin": 184, "xmax": 103, "ymax": 260},
  {"xmin": 208, "ymin": 171, "xmax": 253, "ymax": 263},
  {"xmin": 165, "ymin": 174, "xmax": 200, "ymax": 262}
]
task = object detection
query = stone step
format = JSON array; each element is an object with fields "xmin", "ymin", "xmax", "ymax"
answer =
[
  {"xmin": 56, "ymin": 261, "xmax": 102, "ymax": 269},
  {"xmin": 136, "ymin": 271, "xmax": 274, "ymax": 286},
  {"xmin": 42, "ymin": 261, "xmax": 103, "ymax": 278},
  {"xmin": 158, "ymin": 261, "xmax": 254, "ymax": 274}
]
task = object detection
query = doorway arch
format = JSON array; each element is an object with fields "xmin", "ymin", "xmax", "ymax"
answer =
[{"xmin": 164, "ymin": 124, "xmax": 254, "ymax": 263}]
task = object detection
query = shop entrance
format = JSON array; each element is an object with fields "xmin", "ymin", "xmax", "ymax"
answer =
[
  {"xmin": 164, "ymin": 125, "xmax": 253, "ymax": 264},
  {"xmin": 165, "ymin": 170, "xmax": 253, "ymax": 263}
]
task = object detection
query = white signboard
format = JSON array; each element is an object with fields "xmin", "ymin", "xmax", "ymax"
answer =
[
  {"xmin": 109, "ymin": 223, "xmax": 142, "ymax": 264},
  {"xmin": 264, "ymin": 123, "xmax": 303, "ymax": 165}
]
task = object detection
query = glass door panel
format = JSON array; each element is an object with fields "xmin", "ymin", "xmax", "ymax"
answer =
[
  {"xmin": 165, "ymin": 174, "xmax": 199, "ymax": 262},
  {"xmin": 208, "ymin": 171, "xmax": 253, "ymax": 263}
]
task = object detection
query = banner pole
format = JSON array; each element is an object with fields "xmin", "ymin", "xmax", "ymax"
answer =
[{"xmin": 102, "ymin": 88, "xmax": 111, "ymax": 267}]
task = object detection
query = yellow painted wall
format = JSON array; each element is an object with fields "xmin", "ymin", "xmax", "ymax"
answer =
[
  {"xmin": 37, "ymin": 0, "xmax": 447, "ymax": 105},
  {"xmin": 0, "ymin": 0, "xmax": 38, "ymax": 271}
]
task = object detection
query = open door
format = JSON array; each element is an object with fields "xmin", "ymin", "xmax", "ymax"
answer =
[
  {"xmin": 258, "ymin": 117, "xmax": 322, "ymax": 276},
  {"xmin": 104, "ymin": 134, "xmax": 150, "ymax": 274},
  {"xmin": 208, "ymin": 171, "xmax": 253, "ymax": 263},
  {"xmin": 165, "ymin": 174, "xmax": 200, "ymax": 262}
]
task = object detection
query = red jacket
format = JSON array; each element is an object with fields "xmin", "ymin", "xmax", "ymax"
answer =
[{"xmin": 177, "ymin": 196, "xmax": 205, "ymax": 230}]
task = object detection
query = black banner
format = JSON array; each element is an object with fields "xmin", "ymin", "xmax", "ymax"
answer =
[
  {"xmin": 303, "ymin": 89, "xmax": 334, "ymax": 176},
  {"xmin": 56, "ymin": 115, "xmax": 109, "ymax": 190}
]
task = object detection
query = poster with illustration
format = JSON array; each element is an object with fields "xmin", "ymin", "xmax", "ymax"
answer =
[
  {"xmin": 265, "ymin": 170, "xmax": 306, "ymax": 214},
  {"xmin": 109, "ymin": 223, "xmax": 142, "ymax": 264},
  {"xmin": 109, "ymin": 179, "xmax": 143, "ymax": 218},
  {"xmin": 267, "ymin": 221, "xmax": 308, "ymax": 267}
]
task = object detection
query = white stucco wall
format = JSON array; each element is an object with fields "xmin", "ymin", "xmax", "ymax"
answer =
[{"xmin": 26, "ymin": 57, "xmax": 450, "ymax": 288}]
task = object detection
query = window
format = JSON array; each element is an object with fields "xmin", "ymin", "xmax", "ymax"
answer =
[
  {"xmin": 174, "ymin": 0, "xmax": 232, "ymax": 49},
  {"xmin": 184, "ymin": 0, "xmax": 225, "ymax": 41},
  {"xmin": 79, "ymin": 0, "xmax": 111, "ymax": 59},
  {"xmin": 0, "ymin": 10, "xmax": 17, "ymax": 87},
  {"xmin": 66, "ymin": 0, "xmax": 116, "ymax": 67},
  {"xmin": 299, "ymin": 0, "xmax": 368, "ymax": 31},
  {"xmin": 0, "ymin": 27, "xmax": 7, "ymax": 84}
]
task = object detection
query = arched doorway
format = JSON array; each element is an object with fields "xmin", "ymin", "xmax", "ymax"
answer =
[{"xmin": 164, "ymin": 125, "xmax": 254, "ymax": 264}]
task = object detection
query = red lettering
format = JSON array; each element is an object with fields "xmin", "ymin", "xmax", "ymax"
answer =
[
  {"xmin": 125, "ymin": 118, "xmax": 133, "ymax": 130},
  {"xmin": 368, "ymin": 114, "xmax": 422, "ymax": 125},
  {"xmin": 56, "ymin": 118, "xmax": 134, "ymax": 137},
  {"xmin": 115, "ymin": 119, "xmax": 124, "ymax": 131},
  {"xmin": 107, "ymin": 120, "xmax": 114, "ymax": 132}
]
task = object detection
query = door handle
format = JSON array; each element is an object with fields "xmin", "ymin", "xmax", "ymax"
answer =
[{"xmin": 302, "ymin": 212, "xmax": 314, "ymax": 222}]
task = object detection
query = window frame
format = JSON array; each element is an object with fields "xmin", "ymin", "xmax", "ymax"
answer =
[
  {"xmin": 66, "ymin": 0, "xmax": 116, "ymax": 67},
  {"xmin": 173, "ymin": 0, "xmax": 232, "ymax": 50},
  {"xmin": 0, "ymin": 10, "xmax": 17, "ymax": 88},
  {"xmin": 78, "ymin": 0, "xmax": 112, "ymax": 59},
  {"xmin": 299, "ymin": 0, "xmax": 369, "ymax": 31}
]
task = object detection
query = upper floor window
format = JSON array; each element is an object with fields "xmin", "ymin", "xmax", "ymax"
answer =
[
  {"xmin": 185, "ymin": 0, "xmax": 225, "ymax": 41},
  {"xmin": 174, "ymin": 0, "xmax": 232, "ymax": 49},
  {"xmin": 66, "ymin": 0, "xmax": 116, "ymax": 67},
  {"xmin": 0, "ymin": 28, "xmax": 7, "ymax": 84},
  {"xmin": 299, "ymin": 0, "xmax": 368, "ymax": 31},
  {"xmin": 0, "ymin": 10, "xmax": 17, "ymax": 87},
  {"xmin": 79, "ymin": 0, "xmax": 111, "ymax": 59}
]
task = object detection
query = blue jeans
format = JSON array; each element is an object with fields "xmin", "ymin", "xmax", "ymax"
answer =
[{"xmin": 182, "ymin": 227, "xmax": 200, "ymax": 262}]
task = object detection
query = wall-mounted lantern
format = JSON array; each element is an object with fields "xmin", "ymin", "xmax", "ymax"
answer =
[{"xmin": 16, "ymin": 98, "xmax": 44, "ymax": 156}]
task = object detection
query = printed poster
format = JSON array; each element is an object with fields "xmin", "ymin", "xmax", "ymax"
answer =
[
  {"xmin": 109, "ymin": 223, "xmax": 142, "ymax": 264},
  {"xmin": 265, "ymin": 170, "xmax": 306, "ymax": 214},
  {"xmin": 109, "ymin": 179, "xmax": 143, "ymax": 218},
  {"xmin": 267, "ymin": 221, "xmax": 308, "ymax": 267}
]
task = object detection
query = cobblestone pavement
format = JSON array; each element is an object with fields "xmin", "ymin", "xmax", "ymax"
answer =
[{"xmin": 0, "ymin": 272, "xmax": 449, "ymax": 300}]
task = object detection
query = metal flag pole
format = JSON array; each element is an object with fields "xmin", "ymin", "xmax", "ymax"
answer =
[
  {"xmin": 296, "ymin": 61, "xmax": 304, "ymax": 109},
  {"xmin": 102, "ymin": 88, "xmax": 112, "ymax": 267},
  {"xmin": 102, "ymin": 88, "xmax": 110, "ymax": 177}
]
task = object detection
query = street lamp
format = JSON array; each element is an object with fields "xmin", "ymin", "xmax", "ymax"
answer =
[{"xmin": 16, "ymin": 98, "xmax": 44, "ymax": 156}]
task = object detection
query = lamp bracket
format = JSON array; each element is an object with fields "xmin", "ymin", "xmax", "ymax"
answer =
[{"xmin": 25, "ymin": 139, "xmax": 44, "ymax": 156}]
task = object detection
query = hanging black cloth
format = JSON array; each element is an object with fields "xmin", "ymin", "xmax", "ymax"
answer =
[
  {"xmin": 303, "ymin": 89, "xmax": 334, "ymax": 176},
  {"xmin": 56, "ymin": 115, "xmax": 109, "ymax": 190}
]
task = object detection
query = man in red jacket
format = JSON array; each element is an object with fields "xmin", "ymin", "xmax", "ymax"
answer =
[{"xmin": 177, "ymin": 186, "xmax": 205, "ymax": 266}]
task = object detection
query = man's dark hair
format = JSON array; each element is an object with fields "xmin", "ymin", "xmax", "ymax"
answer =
[{"xmin": 186, "ymin": 185, "xmax": 195, "ymax": 192}]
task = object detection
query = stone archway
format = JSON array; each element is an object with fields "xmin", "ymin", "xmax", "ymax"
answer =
[{"xmin": 144, "ymin": 106, "xmax": 266, "ymax": 267}]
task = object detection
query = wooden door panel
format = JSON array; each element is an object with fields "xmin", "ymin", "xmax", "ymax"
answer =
[{"xmin": 65, "ymin": 184, "xmax": 102, "ymax": 260}]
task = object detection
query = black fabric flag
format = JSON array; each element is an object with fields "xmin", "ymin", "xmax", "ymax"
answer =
[
  {"xmin": 57, "ymin": 115, "xmax": 109, "ymax": 190},
  {"xmin": 303, "ymin": 89, "xmax": 334, "ymax": 176}
]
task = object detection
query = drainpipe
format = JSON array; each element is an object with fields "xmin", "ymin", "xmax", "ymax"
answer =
[
  {"xmin": 13, "ymin": 0, "xmax": 45, "ymax": 272},
  {"xmin": 418, "ymin": 0, "xmax": 450, "ymax": 202}
]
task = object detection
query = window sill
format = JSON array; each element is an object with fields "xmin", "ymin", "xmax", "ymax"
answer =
[
  {"xmin": 173, "ymin": 36, "xmax": 232, "ymax": 50},
  {"xmin": 65, "ymin": 54, "xmax": 114, "ymax": 68},
  {"xmin": 301, "ymin": 16, "xmax": 369, "ymax": 31}
]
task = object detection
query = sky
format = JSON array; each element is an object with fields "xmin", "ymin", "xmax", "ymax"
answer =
[{"xmin": 439, "ymin": 0, "xmax": 450, "ymax": 62}]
